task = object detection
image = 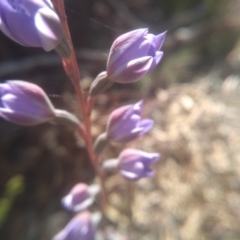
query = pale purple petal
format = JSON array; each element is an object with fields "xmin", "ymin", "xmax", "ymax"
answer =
[
  {"xmin": 113, "ymin": 127, "xmax": 143, "ymax": 142},
  {"xmin": 141, "ymin": 33, "xmax": 166, "ymax": 57},
  {"xmin": 0, "ymin": 0, "xmax": 41, "ymax": 46},
  {"xmin": 152, "ymin": 31, "xmax": 167, "ymax": 50},
  {"xmin": 61, "ymin": 183, "xmax": 97, "ymax": 212},
  {"xmin": 119, "ymin": 152, "xmax": 145, "ymax": 180},
  {"xmin": 106, "ymin": 101, "xmax": 153, "ymax": 142},
  {"xmin": 0, "ymin": 107, "xmax": 50, "ymax": 125},
  {"xmin": 0, "ymin": 80, "xmax": 55, "ymax": 125},
  {"xmin": 35, "ymin": 7, "xmax": 63, "ymax": 51},
  {"xmin": 109, "ymin": 56, "xmax": 153, "ymax": 83},
  {"xmin": 107, "ymin": 28, "xmax": 148, "ymax": 69},
  {"xmin": 118, "ymin": 149, "xmax": 160, "ymax": 181},
  {"xmin": 148, "ymin": 51, "xmax": 164, "ymax": 73},
  {"xmin": 132, "ymin": 100, "xmax": 143, "ymax": 114},
  {"xmin": 142, "ymin": 168, "xmax": 155, "ymax": 178},
  {"xmin": 120, "ymin": 161, "xmax": 145, "ymax": 180},
  {"xmin": 141, "ymin": 152, "xmax": 160, "ymax": 164},
  {"xmin": 138, "ymin": 119, "xmax": 154, "ymax": 134},
  {"xmin": 0, "ymin": 0, "xmax": 62, "ymax": 50},
  {"xmin": 110, "ymin": 32, "xmax": 151, "ymax": 69},
  {"xmin": 107, "ymin": 105, "xmax": 135, "ymax": 137},
  {"xmin": 52, "ymin": 212, "xmax": 96, "ymax": 240}
]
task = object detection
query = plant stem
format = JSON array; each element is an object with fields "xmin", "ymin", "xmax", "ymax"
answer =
[
  {"xmin": 53, "ymin": 0, "xmax": 94, "ymax": 162},
  {"xmin": 53, "ymin": 0, "xmax": 108, "ymax": 215}
]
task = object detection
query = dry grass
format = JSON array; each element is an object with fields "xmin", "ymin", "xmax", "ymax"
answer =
[{"xmin": 102, "ymin": 78, "xmax": 240, "ymax": 240}]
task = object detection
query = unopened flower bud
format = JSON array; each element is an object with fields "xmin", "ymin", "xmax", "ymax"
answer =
[
  {"xmin": 0, "ymin": 80, "xmax": 55, "ymax": 125},
  {"xmin": 62, "ymin": 183, "xmax": 100, "ymax": 212},
  {"xmin": 118, "ymin": 149, "xmax": 160, "ymax": 181},
  {"xmin": 0, "ymin": 80, "xmax": 81, "ymax": 129},
  {"xmin": 0, "ymin": 0, "xmax": 63, "ymax": 51},
  {"xmin": 107, "ymin": 29, "xmax": 166, "ymax": 83},
  {"xmin": 52, "ymin": 211, "xmax": 101, "ymax": 240},
  {"xmin": 106, "ymin": 101, "xmax": 153, "ymax": 142}
]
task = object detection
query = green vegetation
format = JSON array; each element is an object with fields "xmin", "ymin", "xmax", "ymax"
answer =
[{"xmin": 0, "ymin": 175, "xmax": 24, "ymax": 226}]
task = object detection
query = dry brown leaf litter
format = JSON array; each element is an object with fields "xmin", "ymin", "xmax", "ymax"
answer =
[{"xmin": 96, "ymin": 79, "xmax": 240, "ymax": 240}]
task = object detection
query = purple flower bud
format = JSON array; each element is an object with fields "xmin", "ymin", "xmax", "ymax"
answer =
[
  {"xmin": 0, "ymin": 0, "xmax": 63, "ymax": 51},
  {"xmin": 0, "ymin": 80, "xmax": 55, "ymax": 125},
  {"xmin": 106, "ymin": 101, "xmax": 153, "ymax": 142},
  {"xmin": 62, "ymin": 183, "xmax": 100, "ymax": 212},
  {"xmin": 118, "ymin": 149, "xmax": 160, "ymax": 181},
  {"xmin": 52, "ymin": 211, "xmax": 99, "ymax": 240},
  {"xmin": 107, "ymin": 28, "xmax": 166, "ymax": 83}
]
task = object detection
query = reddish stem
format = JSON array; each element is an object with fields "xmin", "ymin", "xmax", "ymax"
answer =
[
  {"xmin": 53, "ymin": 0, "xmax": 94, "ymax": 160},
  {"xmin": 53, "ymin": 0, "xmax": 107, "ymax": 213}
]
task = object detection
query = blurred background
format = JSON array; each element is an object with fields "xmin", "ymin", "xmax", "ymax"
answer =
[{"xmin": 0, "ymin": 0, "xmax": 240, "ymax": 239}]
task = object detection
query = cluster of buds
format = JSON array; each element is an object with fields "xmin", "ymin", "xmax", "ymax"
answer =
[
  {"xmin": 94, "ymin": 101, "xmax": 160, "ymax": 181},
  {"xmin": 0, "ymin": 0, "xmax": 166, "ymax": 239}
]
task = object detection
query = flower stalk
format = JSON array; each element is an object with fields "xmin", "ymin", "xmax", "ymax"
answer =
[
  {"xmin": 0, "ymin": 1, "xmax": 166, "ymax": 238},
  {"xmin": 52, "ymin": 0, "xmax": 96, "ymax": 167}
]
